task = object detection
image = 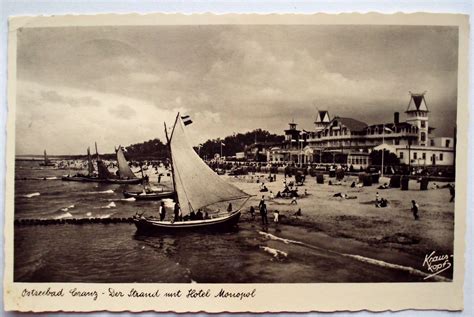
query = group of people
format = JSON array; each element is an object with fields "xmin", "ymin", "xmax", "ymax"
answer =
[
  {"xmin": 156, "ymin": 202, "xmax": 209, "ymax": 223},
  {"xmin": 252, "ymin": 195, "xmax": 280, "ymax": 225}
]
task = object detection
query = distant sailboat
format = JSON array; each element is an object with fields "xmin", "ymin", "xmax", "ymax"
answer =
[
  {"xmin": 62, "ymin": 146, "xmax": 102, "ymax": 182},
  {"xmin": 105, "ymin": 146, "xmax": 143, "ymax": 184},
  {"xmin": 134, "ymin": 114, "xmax": 250, "ymax": 233},
  {"xmin": 39, "ymin": 150, "xmax": 55, "ymax": 167}
]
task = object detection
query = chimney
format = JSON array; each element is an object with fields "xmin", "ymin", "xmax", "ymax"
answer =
[{"xmin": 394, "ymin": 112, "xmax": 400, "ymax": 124}]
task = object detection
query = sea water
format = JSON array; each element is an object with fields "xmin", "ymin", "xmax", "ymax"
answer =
[{"xmin": 13, "ymin": 161, "xmax": 429, "ymax": 283}]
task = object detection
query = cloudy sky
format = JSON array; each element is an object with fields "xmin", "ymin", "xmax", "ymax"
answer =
[{"xmin": 16, "ymin": 25, "xmax": 458, "ymax": 155}]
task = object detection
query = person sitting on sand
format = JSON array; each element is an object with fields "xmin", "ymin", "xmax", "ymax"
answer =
[
  {"xmin": 377, "ymin": 183, "xmax": 389, "ymax": 189},
  {"xmin": 333, "ymin": 192, "xmax": 357, "ymax": 200},
  {"xmin": 269, "ymin": 191, "xmax": 274, "ymax": 200},
  {"xmin": 294, "ymin": 208, "xmax": 302, "ymax": 216},
  {"xmin": 275, "ymin": 191, "xmax": 282, "ymax": 198},
  {"xmin": 260, "ymin": 186, "xmax": 269, "ymax": 192},
  {"xmin": 290, "ymin": 196, "xmax": 297, "ymax": 205},
  {"xmin": 350, "ymin": 181, "xmax": 356, "ymax": 188},
  {"xmin": 375, "ymin": 192, "xmax": 380, "ymax": 204}
]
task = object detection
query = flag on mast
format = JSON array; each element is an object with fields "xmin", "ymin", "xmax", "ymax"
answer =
[{"xmin": 181, "ymin": 115, "xmax": 193, "ymax": 126}]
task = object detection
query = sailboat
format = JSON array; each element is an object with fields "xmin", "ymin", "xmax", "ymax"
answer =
[
  {"xmin": 133, "ymin": 114, "xmax": 250, "ymax": 233},
  {"xmin": 104, "ymin": 146, "xmax": 143, "ymax": 184},
  {"xmin": 62, "ymin": 147, "xmax": 102, "ymax": 182},
  {"xmin": 39, "ymin": 150, "xmax": 55, "ymax": 167}
]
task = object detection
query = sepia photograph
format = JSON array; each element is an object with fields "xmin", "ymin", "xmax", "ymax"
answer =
[{"xmin": 4, "ymin": 13, "xmax": 469, "ymax": 313}]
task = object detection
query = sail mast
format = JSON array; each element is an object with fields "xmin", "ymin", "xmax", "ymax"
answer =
[
  {"xmin": 165, "ymin": 113, "xmax": 180, "ymax": 196},
  {"xmin": 95, "ymin": 142, "xmax": 100, "ymax": 161}
]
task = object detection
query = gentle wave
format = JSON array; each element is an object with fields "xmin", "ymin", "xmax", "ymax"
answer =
[
  {"xmin": 107, "ymin": 197, "xmax": 136, "ymax": 202},
  {"xmin": 103, "ymin": 202, "xmax": 116, "ymax": 209},
  {"xmin": 53, "ymin": 212, "xmax": 73, "ymax": 220},
  {"xmin": 260, "ymin": 246, "xmax": 288, "ymax": 258},
  {"xmin": 259, "ymin": 231, "xmax": 451, "ymax": 282},
  {"xmin": 23, "ymin": 192, "xmax": 40, "ymax": 198},
  {"xmin": 342, "ymin": 254, "xmax": 450, "ymax": 282},
  {"xmin": 86, "ymin": 190, "xmax": 114, "ymax": 194},
  {"xmin": 259, "ymin": 231, "xmax": 303, "ymax": 245}
]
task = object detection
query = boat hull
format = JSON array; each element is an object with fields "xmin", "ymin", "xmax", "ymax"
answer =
[
  {"xmin": 61, "ymin": 176, "xmax": 106, "ymax": 182},
  {"xmin": 133, "ymin": 211, "xmax": 241, "ymax": 234},
  {"xmin": 106, "ymin": 178, "xmax": 143, "ymax": 185},
  {"xmin": 123, "ymin": 190, "xmax": 175, "ymax": 200},
  {"xmin": 61, "ymin": 176, "xmax": 143, "ymax": 184}
]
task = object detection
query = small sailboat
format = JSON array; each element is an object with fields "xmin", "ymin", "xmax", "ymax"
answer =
[
  {"xmin": 62, "ymin": 146, "xmax": 103, "ymax": 182},
  {"xmin": 134, "ymin": 114, "xmax": 250, "ymax": 233},
  {"xmin": 105, "ymin": 146, "xmax": 143, "ymax": 184},
  {"xmin": 39, "ymin": 150, "xmax": 55, "ymax": 167}
]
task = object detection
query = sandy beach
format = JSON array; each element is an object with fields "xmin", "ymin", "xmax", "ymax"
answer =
[{"xmin": 228, "ymin": 172, "xmax": 455, "ymax": 275}]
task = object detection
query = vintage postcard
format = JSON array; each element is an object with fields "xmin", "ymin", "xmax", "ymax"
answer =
[{"xmin": 4, "ymin": 13, "xmax": 469, "ymax": 312}]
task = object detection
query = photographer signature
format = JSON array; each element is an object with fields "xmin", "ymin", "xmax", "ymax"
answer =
[{"xmin": 422, "ymin": 251, "xmax": 453, "ymax": 280}]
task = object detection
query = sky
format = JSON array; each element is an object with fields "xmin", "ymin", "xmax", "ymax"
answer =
[{"xmin": 15, "ymin": 25, "xmax": 458, "ymax": 155}]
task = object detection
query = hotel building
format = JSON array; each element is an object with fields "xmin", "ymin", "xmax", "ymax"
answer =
[{"xmin": 268, "ymin": 92, "xmax": 455, "ymax": 169}]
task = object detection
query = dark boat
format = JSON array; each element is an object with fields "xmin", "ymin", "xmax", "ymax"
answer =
[
  {"xmin": 134, "ymin": 210, "xmax": 241, "ymax": 233},
  {"xmin": 123, "ymin": 189, "xmax": 175, "ymax": 200},
  {"xmin": 134, "ymin": 114, "xmax": 250, "ymax": 234}
]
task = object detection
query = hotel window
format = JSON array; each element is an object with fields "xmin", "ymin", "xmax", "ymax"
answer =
[
  {"xmin": 445, "ymin": 140, "xmax": 451, "ymax": 147},
  {"xmin": 440, "ymin": 153, "xmax": 444, "ymax": 161},
  {"xmin": 430, "ymin": 140, "xmax": 435, "ymax": 146},
  {"xmin": 395, "ymin": 139, "xmax": 400, "ymax": 145},
  {"xmin": 421, "ymin": 132, "xmax": 426, "ymax": 142},
  {"xmin": 414, "ymin": 152, "xmax": 417, "ymax": 159},
  {"xmin": 421, "ymin": 121, "xmax": 426, "ymax": 128},
  {"xmin": 399, "ymin": 152, "xmax": 404, "ymax": 159},
  {"xmin": 422, "ymin": 153, "xmax": 426, "ymax": 160}
]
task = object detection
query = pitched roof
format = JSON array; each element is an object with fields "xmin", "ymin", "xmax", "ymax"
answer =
[
  {"xmin": 333, "ymin": 116, "xmax": 368, "ymax": 131},
  {"xmin": 315, "ymin": 110, "xmax": 330, "ymax": 123},
  {"xmin": 406, "ymin": 93, "xmax": 429, "ymax": 112}
]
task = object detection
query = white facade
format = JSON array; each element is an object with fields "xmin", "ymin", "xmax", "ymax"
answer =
[{"xmin": 374, "ymin": 143, "xmax": 454, "ymax": 166}]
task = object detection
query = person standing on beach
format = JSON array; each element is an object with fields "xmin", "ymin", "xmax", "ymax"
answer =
[
  {"xmin": 411, "ymin": 200, "xmax": 419, "ymax": 220},
  {"xmin": 249, "ymin": 206, "xmax": 255, "ymax": 220},
  {"xmin": 449, "ymin": 184, "xmax": 455, "ymax": 202},
  {"xmin": 259, "ymin": 199, "xmax": 268, "ymax": 225}
]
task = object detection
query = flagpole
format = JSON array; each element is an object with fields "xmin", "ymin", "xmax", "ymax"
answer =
[{"xmin": 381, "ymin": 124, "xmax": 385, "ymax": 177}]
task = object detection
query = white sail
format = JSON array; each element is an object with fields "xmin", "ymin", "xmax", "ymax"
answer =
[
  {"xmin": 170, "ymin": 117, "xmax": 249, "ymax": 216},
  {"xmin": 116, "ymin": 146, "xmax": 136, "ymax": 179}
]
